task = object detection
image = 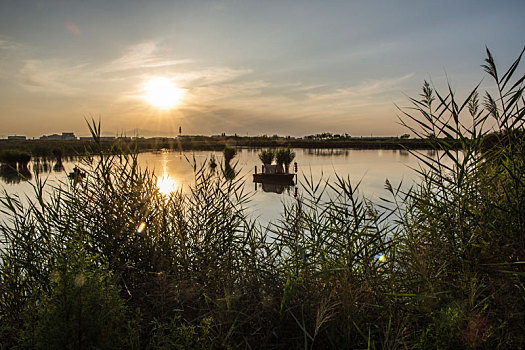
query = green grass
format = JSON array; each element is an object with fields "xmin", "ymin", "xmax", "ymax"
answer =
[{"xmin": 1, "ymin": 47, "xmax": 524, "ymax": 349}]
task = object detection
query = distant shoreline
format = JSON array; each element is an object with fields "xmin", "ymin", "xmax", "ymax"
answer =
[{"xmin": 0, "ymin": 136, "xmax": 450, "ymax": 157}]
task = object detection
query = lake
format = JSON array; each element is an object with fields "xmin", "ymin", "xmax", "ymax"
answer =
[{"xmin": 0, "ymin": 148, "xmax": 428, "ymax": 225}]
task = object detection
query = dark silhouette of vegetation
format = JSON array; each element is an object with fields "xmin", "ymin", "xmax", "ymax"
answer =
[
  {"xmin": 276, "ymin": 148, "xmax": 296, "ymax": 173},
  {"xmin": 258, "ymin": 149, "xmax": 275, "ymax": 165},
  {"xmin": 0, "ymin": 150, "xmax": 31, "ymax": 168},
  {"xmin": 1, "ymin": 48, "xmax": 524, "ymax": 349},
  {"xmin": 222, "ymin": 144, "xmax": 237, "ymax": 179},
  {"xmin": 0, "ymin": 150, "xmax": 32, "ymax": 183},
  {"xmin": 1, "ymin": 134, "xmax": 453, "ymax": 158},
  {"xmin": 208, "ymin": 154, "xmax": 217, "ymax": 170}
]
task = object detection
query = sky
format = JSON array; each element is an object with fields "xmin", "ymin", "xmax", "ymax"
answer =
[{"xmin": 0, "ymin": 0, "xmax": 524, "ymax": 138}]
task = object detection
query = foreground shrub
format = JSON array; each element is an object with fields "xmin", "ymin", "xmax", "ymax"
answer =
[
  {"xmin": 24, "ymin": 238, "xmax": 126, "ymax": 349},
  {"xmin": 396, "ymin": 47, "xmax": 525, "ymax": 348},
  {"xmin": 148, "ymin": 315, "xmax": 216, "ymax": 350}
]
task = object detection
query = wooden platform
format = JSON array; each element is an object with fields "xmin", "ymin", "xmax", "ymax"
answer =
[{"xmin": 252, "ymin": 173, "xmax": 296, "ymax": 185}]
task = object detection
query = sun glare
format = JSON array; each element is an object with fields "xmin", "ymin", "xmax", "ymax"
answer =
[
  {"xmin": 157, "ymin": 175, "xmax": 178, "ymax": 195},
  {"xmin": 143, "ymin": 77, "xmax": 185, "ymax": 110}
]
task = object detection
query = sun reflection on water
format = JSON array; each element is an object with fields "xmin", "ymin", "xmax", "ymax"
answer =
[{"xmin": 157, "ymin": 175, "xmax": 178, "ymax": 195}]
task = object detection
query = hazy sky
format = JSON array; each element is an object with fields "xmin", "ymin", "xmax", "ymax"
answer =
[{"xmin": 1, "ymin": 0, "xmax": 524, "ymax": 137}]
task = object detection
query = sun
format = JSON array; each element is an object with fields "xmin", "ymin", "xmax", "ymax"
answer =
[{"xmin": 143, "ymin": 77, "xmax": 185, "ymax": 110}]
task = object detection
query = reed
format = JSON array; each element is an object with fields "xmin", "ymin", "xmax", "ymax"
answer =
[{"xmin": 258, "ymin": 149, "xmax": 275, "ymax": 165}]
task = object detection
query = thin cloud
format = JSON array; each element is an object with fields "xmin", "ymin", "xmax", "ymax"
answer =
[
  {"xmin": 102, "ymin": 41, "xmax": 192, "ymax": 73},
  {"xmin": 188, "ymin": 80, "xmax": 268, "ymax": 103},
  {"xmin": 0, "ymin": 36, "xmax": 25, "ymax": 64},
  {"xmin": 17, "ymin": 59, "xmax": 87, "ymax": 95},
  {"xmin": 0, "ymin": 36, "xmax": 20, "ymax": 51},
  {"xmin": 306, "ymin": 73, "xmax": 415, "ymax": 101},
  {"xmin": 292, "ymin": 83, "xmax": 326, "ymax": 92},
  {"xmin": 175, "ymin": 66, "xmax": 252, "ymax": 86}
]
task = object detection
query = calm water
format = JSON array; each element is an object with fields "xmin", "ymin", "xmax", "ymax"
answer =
[{"xmin": 0, "ymin": 148, "xmax": 427, "ymax": 225}]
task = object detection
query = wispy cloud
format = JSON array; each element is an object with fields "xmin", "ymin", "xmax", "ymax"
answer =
[
  {"xmin": 6, "ymin": 37, "xmax": 412, "ymax": 136},
  {"xmin": 0, "ymin": 36, "xmax": 20, "ymax": 51},
  {"xmin": 292, "ymin": 83, "xmax": 326, "ymax": 92},
  {"xmin": 0, "ymin": 36, "xmax": 25, "ymax": 65},
  {"xmin": 101, "ymin": 41, "xmax": 192, "ymax": 74},
  {"xmin": 175, "ymin": 66, "xmax": 252, "ymax": 87},
  {"xmin": 187, "ymin": 80, "xmax": 267, "ymax": 104},
  {"xmin": 17, "ymin": 59, "xmax": 88, "ymax": 95},
  {"xmin": 306, "ymin": 73, "xmax": 415, "ymax": 101}
]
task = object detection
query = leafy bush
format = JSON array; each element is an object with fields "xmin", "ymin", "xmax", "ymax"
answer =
[
  {"xmin": 24, "ymin": 238, "xmax": 126, "ymax": 349},
  {"xmin": 275, "ymin": 148, "xmax": 296, "ymax": 173},
  {"xmin": 223, "ymin": 144, "xmax": 237, "ymax": 165},
  {"xmin": 148, "ymin": 315, "xmax": 216, "ymax": 350},
  {"xmin": 258, "ymin": 149, "xmax": 275, "ymax": 165}
]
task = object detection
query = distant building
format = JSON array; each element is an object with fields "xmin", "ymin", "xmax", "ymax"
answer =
[
  {"xmin": 8, "ymin": 135, "xmax": 26, "ymax": 140},
  {"xmin": 61, "ymin": 132, "xmax": 76, "ymax": 140},
  {"xmin": 40, "ymin": 134, "xmax": 61, "ymax": 140},
  {"xmin": 40, "ymin": 132, "xmax": 78, "ymax": 140}
]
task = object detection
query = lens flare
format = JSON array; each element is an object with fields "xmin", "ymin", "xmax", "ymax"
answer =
[
  {"xmin": 376, "ymin": 253, "xmax": 386, "ymax": 262},
  {"xmin": 137, "ymin": 222, "xmax": 146, "ymax": 234}
]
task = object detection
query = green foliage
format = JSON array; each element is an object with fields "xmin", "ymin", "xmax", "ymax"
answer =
[
  {"xmin": 396, "ymin": 46, "xmax": 525, "ymax": 348},
  {"xmin": 275, "ymin": 148, "xmax": 296, "ymax": 173},
  {"xmin": 21, "ymin": 238, "xmax": 127, "ymax": 349},
  {"xmin": 258, "ymin": 148, "xmax": 275, "ymax": 165},
  {"xmin": 223, "ymin": 144, "xmax": 237, "ymax": 165},
  {"xmin": 222, "ymin": 144, "xmax": 238, "ymax": 179},
  {"xmin": 148, "ymin": 315, "xmax": 216, "ymax": 350}
]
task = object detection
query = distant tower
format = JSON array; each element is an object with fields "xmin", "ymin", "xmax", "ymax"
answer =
[{"xmin": 179, "ymin": 126, "xmax": 182, "ymax": 136}]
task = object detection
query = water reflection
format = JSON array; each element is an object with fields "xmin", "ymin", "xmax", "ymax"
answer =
[
  {"xmin": 0, "ymin": 157, "xmax": 67, "ymax": 184},
  {"xmin": 255, "ymin": 182, "xmax": 295, "ymax": 195},
  {"xmin": 155, "ymin": 152, "xmax": 179, "ymax": 195},
  {"xmin": 33, "ymin": 161, "xmax": 51, "ymax": 174},
  {"xmin": 0, "ymin": 165, "xmax": 32, "ymax": 184},
  {"xmin": 2, "ymin": 148, "xmax": 427, "ymax": 223},
  {"xmin": 305, "ymin": 149, "xmax": 349, "ymax": 157},
  {"xmin": 427, "ymin": 149, "xmax": 437, "ymax": 157},
  {"xmin": 53, "ymin": 162, "xmax": 65, "ymax": 172},
  {"xmin": 157, "ymin": 175, "xmax": 178, "ymax": 195}
]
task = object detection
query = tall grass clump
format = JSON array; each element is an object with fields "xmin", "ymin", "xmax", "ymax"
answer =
[
  {"xmin": 275, "ymin": 148, "xmax": 296, "ymax": 173},
  {"xmin": 395, "ymin": 46, "xmax": 525, "ymax": 348},
  {"xmin": 0, "ymin": 48, "xmax": 524, "ymax": 349},
  {"xmin": 258, "ymin": 149, "xmax": 275, "ymax": 165}
]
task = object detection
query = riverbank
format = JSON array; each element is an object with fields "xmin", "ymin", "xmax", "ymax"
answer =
[{"xmin": 0, "ymin": 135, "xmax": 449, "ymax": 158}]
